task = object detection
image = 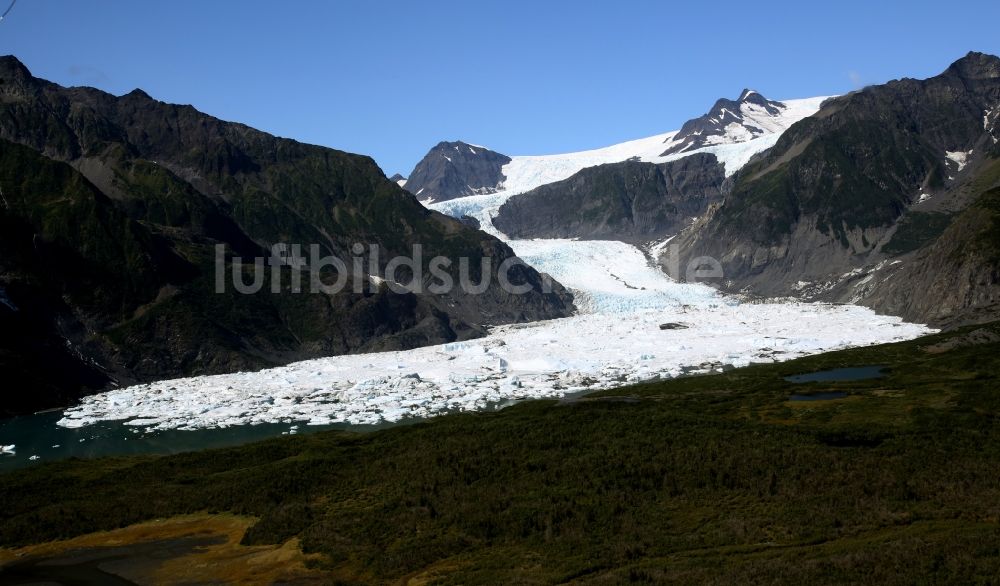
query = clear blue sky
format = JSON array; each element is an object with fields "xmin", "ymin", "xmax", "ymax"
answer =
[{"xmin": 3, "ymin": 0, "xmax": 999, "ymax": 176}]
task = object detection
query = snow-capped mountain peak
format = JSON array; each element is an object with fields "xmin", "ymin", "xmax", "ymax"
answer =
[{"xmin": 660, "ymin": 90, "xmax": 807, "ymax": 156}]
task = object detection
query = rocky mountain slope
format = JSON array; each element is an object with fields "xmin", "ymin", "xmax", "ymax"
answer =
[
  {"xmin": 402, "ymin": 141, "xmax": 510, "ymax": 203},
  {"xmin": 660, "ymin": 89, "xmax": 799, "ymax": 156},
  {"xmin": 493, "ymin": 154, "xmax": 726, "ymax": 241},
  {"xmin": 416, "ymin": 54, "xmax": 1000, "ymax": 328},
  {"xmin": 0, "ymin": 56, "xmax": 572, "ymax": 416},
  {"xmin": 418, "ymin": 92, "xmax": 825, "ymax": 243},
  {"xmin": 671, "ymin": 52, "xmax": 1000, "ymax": 327}
]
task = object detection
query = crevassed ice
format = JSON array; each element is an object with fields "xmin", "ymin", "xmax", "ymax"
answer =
[
  {"xmin": 57, "ymin": 94, "xmax": 936, "ymax": 432},
  {"xmin": 58, "ymin": 293, "xmax": 931, "ymax": 430}
]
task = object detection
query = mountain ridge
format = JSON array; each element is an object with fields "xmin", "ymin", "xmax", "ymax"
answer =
[
  {"xmin": 493, "ymin": 153, "xmax": 727, "ymax": 242},
  {"xmin": 669, "ymin": 51, "xmax": 1000, "ymax": 327},
  {"xmin": 402, "ymin": 140, "xmax": 510, "ymax": 203},
  {"xmin": 0, "ymin": 56, "xmax": 573, "ymax": 416},
  {"xmin": 660, "ymin": 88, "xmax": 795, "ymax": 156},
  {"xmin": 417, "ymin": 52, "xmax": 1000, "ymax": 328}
]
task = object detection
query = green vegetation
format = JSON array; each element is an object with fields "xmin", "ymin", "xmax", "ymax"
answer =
[
  {"xmin": 495, "ymin": 156, "xmax": 723, "ymax": 241},
  {"xmin": 724, "ymin": 120, "xmax": 932, "ymax": 247},
  {"xmin": 3, "ymin": 324, "xmax": 1000, "ymax": 583},
  {"xmin": 882, "ymin": 211, "xmax": 954, "ymax": 256},
  {"xmin": 971, "ymin": 186, "xmax": 1000, "ymax": 256},
  {"xmin": 936, "ymin": 158, "xmax": 1000, "ymax": 262}
]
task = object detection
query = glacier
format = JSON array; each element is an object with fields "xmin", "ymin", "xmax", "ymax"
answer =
[
  {"xmin": 55, "ymin": 93, "xmax": 936, "ymax": 432},
  {"xmin": 58, "ymin": 298, "xmax": 929, "ymax": 431},
  {"xmin": 432, "ymin": 96, "xmax": 830, "ymax": 240}
]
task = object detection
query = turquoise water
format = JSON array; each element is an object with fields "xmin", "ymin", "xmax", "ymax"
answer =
[
  {"xmin": 0, "ymin": 411, "xmax": 412, "ymax": 472},
  {"xmin": 0, "ymin": 387, "xmax": 644, "ymax": 472},
  {"xmin": 0, "ymin": 393, "xmax": 575, "ymax": 472},
  {"xmin": 0, "ymin": 364, "xmax": 888, "ymax": 471}
]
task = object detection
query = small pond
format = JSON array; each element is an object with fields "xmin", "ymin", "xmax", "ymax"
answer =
[{"xmin": 784, "ymin": 366, "xmax": 885, "ymax": 384}]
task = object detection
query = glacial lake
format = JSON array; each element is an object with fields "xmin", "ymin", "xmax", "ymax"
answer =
[
  {"xmin": 0, "ymin": 411, "xmax": 412, "ymax": 473},
  {"xmin": 1, "ymin": 365, "xmax": 890, "ymax": 472},
  {"xmin": 0, "ymin": 394, "xmax": 581, "ymax": 473}
]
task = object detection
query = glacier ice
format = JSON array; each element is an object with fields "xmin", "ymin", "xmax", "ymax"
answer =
[
  {"xmin": 57, "ymin": 246, "xmax": 933, "ymax": 431},
  {"xmin": 54, "ymin": 93, "xmax": 935, "ymax": 432}
]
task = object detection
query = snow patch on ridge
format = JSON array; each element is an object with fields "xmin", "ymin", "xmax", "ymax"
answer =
[{"xmin": 945, "ymin": 150, "xmax": 972, "ymax": 172}]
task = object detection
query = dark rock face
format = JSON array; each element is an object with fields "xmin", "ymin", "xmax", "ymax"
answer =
[
  {"xmin": 388, "ymin": 173, "xmax": 406, "ymax": 185},
  {"xmin": 404, "ymin": 141, "xmax": 510, "ymax": 202},
  {"xmin": 661, "ymin": 89, "xmax": 788, "ymax": 156},
  {"xmin": 861, "ymin": 183, "xmax": 1000, "ymax": 328},
  {"xmin": 0, "ymin": 56, "xmax": 573, "ymax": 416},
  {"xmin": 493, "ymin": 154, "xmax": 726, "ymax": 242},
  {"xmin": 671, "ymin": 52, "xmax": 1000, "ymax": 327}
]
